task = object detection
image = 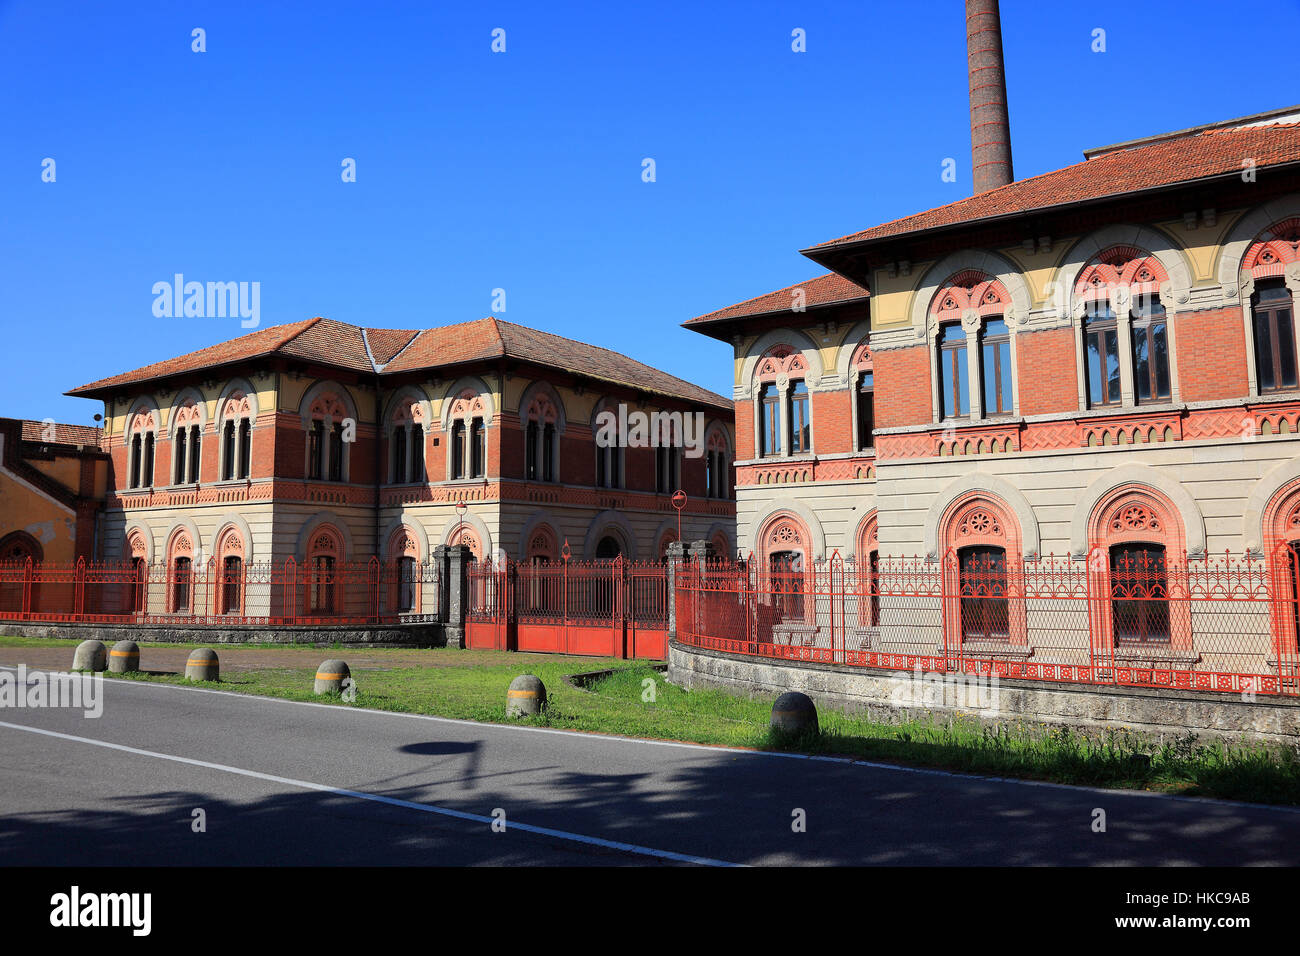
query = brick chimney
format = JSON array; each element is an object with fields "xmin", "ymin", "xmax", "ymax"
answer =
[{"xmin": 966, "ymin": 0, "xmax": 1014, "ymax": 193}]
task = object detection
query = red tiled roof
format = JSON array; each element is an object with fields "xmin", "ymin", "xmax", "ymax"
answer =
[
  {"xmin": 366, "ymin": 328, "xmax": 420, "ymax": 366},
  {"xmin": 68, "ymin": 316, "xmax": 729, "ymax": 410},
  {"xmin": 686, "ymin": 272, "xmax": 869, "ymax": 327},
  {"xmin": 807, "ymin": 122, "xmax": 1300, "ymax": 250},
  {"xmin": 67, "ymin": 318, "xmax": 322, "ymax": 395},
  {"xmin": 386, "ymin": 317, "xmax": 730, "ymax": 408},
  {"xmin": 19, "ymin": 420, "xmax": 102, "ymax": 447}
]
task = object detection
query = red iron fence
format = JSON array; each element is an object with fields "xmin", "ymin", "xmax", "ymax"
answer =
[
  {"xmin": 0, "ymin": 557, "xmax": 441, "ymax": 626},
  {"xmin": 675, "ymin": 548, "xmax": 1300, "ymax": 696},
  {"xmin": 467, "ymin": 556, "xmax": 668, "ymax": 659}
]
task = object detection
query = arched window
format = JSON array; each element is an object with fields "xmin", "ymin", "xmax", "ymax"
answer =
[
  {"xmin": 855, "ymin": 513, "xmax": 879, "ymax": 630},
  {"xmin": 387, "ymin": 526, "xmax": 421, "ymax": 613},
  {"xmin": 1241, "ymin": 218, "xmax": 1300, "ymax": 397},
  {"xmin": 1087, "ymin": 485, "xmax": 1190, "ymax": 654},
  {"xmin": 125, "ymin": 408, "xmax": 157, "ymax": 490},
  {"xmin": 654, "ymin": 415, "xmax": 682, "ymax": 494},
  {"xmin": 171, "ymin": 400, "xmax": 203, "ymax": 485},
  {"xmin": 524, "ymin": 393, "xmax": 559, "ymax": 483},
  {"xmin": 705, "ymin": 426, "xmax": 730, "ymax": 499},
  {"xmin": 166, "ymin": 528, "xmax": 195, "ymax": 614},
  {"xmin": 392, "ymin": 394, "xmax": 432, "ymax": 483},
  {"xmin": 939, "ymin": 493, "xmax": 1027, "ymax": 647},
  {"xmin": 305, "ymin": 391, "xmax": 349, "ymax": 483},
  {"xmin": 758, "ymin": 513, "xmax": 812, "ymax": 624},
  {"xmin": 852, "ymin": 344, "xmax": 875, "ymax": 451},
  {"xmin": 753, "ymin": 345, "xmax": 812, "ymax": 458},
  {"xmin": 594, "ymin": 403, "xmax": 625, "ymax": 489},
  {"xmin": 215, "ymin": 526, "xmax": 245, "ymax": 615},
  {"xmin": 595, "ymin": 536, "xmax": 622, "ymax": 559},
  {"xmin": 220, "ymin": 392, "xmax": 253, "ymax": 481},
  {"xmin": 306, "ymin": 526, "xmax": 344, "ymax": 616},
  {"xmin": 1074, "ymin": 246, "xmax": 1173, "ymax": 408},
  {"xmin": 929, "ymin": 271, "xmax": 1013, "ymax": 421}
]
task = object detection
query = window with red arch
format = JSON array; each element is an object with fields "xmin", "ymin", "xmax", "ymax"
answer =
[
  {"xmin": 215, "ymin": 526, "xmax": 245, "ymax": 615},
  {"xmin": 855, "ymin": 512, "xmax": 879, "ymax": 630},
  {"xmin": 445, "ymin": 390, "xmax": 487, "ymax": 482},
  {"xmin": 391, "ymin": 396, "xmax": 429, "ymax": 484},
  {"xmin": 171, "ymin": 401, "xmax": 203, "ymax": 486},
  {"xmin": 525, "ymin": 524, "xmax": 558, "ymax": 564},
  {"xmin": 705, "ymin": 426, "xmax": 730, "ymax": 499},
  {"xmin": 939, "ymin": 493, "xmax": 1026, "ymax": 646},
  {"xmin": 387, "ymin": 526, "xmax": 422, "ymax": 613},
  {"xmin": 166, "ymin": 528, "xmax": 195, "ymax": 614},
  {"xmin": 1244, "ymin": 220, "xmax": 1300, "ymax": 395},
  {"xmin": 851, "ymin": 343, "xmax": 875, "ymax": 451},
  {"xmin": 220, "ymin": 392, "xmax": 253, "ymax": 481},
  {"xmin": 1075, "ymin": 246, "xmax": 1172, "ymax": 407},
  {"xmin": 126, "ymin": 408, "xmax": 157, "ymax": 490},
  {"xmin": 448, "ymin": 524, "xmax": 483, "ymax": 562},
  {"xmin": 930, "ymin": 270, "xmax": 1014, "ymax": 421},
  {"xmin": 305, "ymin": 391, "xmax": 348, "ymax": 483},
  {"xmin": 306, "ymin": 526, "xmax": 344, "ymax": 616},
  {"xmin": 524, "ymin": 393, "xmax": 559, "ymax": 483},
  {"xmin": 754, "ymin": 345, "xmax": 811, "ymax": 458},
  {"xmin": 1087, "ymin": 486, "xmax": 1190, "ymax": 652},
  {"xmin": 759, "ymin": 513, "xmax": 810, "ymax": 622}
]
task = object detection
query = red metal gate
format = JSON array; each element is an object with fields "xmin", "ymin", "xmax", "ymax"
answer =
[{"xmin": 466, "ymin": 556, "xmax": 668, "ymax": 659}]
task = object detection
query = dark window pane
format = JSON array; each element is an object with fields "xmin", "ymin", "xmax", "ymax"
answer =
[
  {"xmin": 958, "ymin": 546, "xmax": 1009, "ymax": 641},
  {"xmin": 1110, "ymin": 545, "xmax": 1170, "ymax": 645}
]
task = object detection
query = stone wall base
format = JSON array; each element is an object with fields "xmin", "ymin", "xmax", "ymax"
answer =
[
  {"xmin": 668, "ymin": 640, "xmax": 1300, "ymax": 746},
  {"xmin": 0, "ymin": 621, "xmax": 450, "ymax": 648}
]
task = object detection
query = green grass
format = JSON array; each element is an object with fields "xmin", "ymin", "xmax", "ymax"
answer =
[{"xmin": 4, "ymin": 635, "xmax": 1298, "ymax": 806}]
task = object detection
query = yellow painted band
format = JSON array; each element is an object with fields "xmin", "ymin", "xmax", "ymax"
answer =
[
  {"xmin": 110, "ymin": 649, "xmax": 138, "ymax": 657},
  {"xmin": 507, "ymin": 689, "xmax": 539, "ymax": 698},
  {"xmin": 315, "ymin": 672, "xmax": 345, "ymax": 680}
]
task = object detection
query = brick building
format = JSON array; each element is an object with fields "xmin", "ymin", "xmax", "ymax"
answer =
[
  {"xmin": 0, "ymin": 419, "xmax": 107, "ymax": 564},
  {"xmin": 65, "ymin": 316, "xmax": 735, "ymax": 608},
  {"xmin": 686, "ymin": 104, "xmax": 1300, "ymax": 671}
]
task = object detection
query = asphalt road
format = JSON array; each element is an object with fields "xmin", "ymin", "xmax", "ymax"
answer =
[{"xmin": 1, "ymin": 667, "xmax": 1298, "ymax": 866}]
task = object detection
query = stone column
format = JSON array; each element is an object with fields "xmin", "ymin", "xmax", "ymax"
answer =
[
  {"xmin": 435, "ymin": 544, "xmax": 474, "ymax": 648},
  {"xmin": 665, "ymin": 540, "xmax": 687, "ymax": 643}
]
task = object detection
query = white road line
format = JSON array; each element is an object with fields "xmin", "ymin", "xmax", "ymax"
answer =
[
  {"xmin": 5, "ymin": 664, "xmax": 1299, "ymax": 817},
  {"xmin": 0, "ymin": 718, "xmax": 742, "ymax": 868}
]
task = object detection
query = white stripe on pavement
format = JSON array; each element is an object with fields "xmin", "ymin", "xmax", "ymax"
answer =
[{"xmin": 0, "ymin": 718, "xmax": 743, "ymax": 868}]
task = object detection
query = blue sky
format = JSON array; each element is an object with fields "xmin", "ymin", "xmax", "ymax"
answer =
[{"xmin": 2, "ymin": 0, "xmax": 1297, "ymax": 425}]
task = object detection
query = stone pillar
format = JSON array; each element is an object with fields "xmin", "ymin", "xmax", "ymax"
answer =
[
  {"xmin": 687, "ymin": 539, "xmax": 716, "ymax": 564},
  {"xmin": 436, "ymin": 544, "xmax": 474, "ymax": 648},
  {"xmin": 665, "ymin": 541, "xmax": 687, "ymax": 643}
]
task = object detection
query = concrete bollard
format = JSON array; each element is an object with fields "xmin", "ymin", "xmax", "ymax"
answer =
[
  {"xmin": 108, "ymin": 640, "xmax": 140, "ymax": 674},
  {"xmin": 771, "ymin": 691, "xmax": 819, "ymax": 736},
  {"xmin": 185, "ymin": 647, "xmax": 219, "ymax": 682},
  {"xmin": 72, "ymin": 640, "xmax": 107, "ymax": 672},
  {"xmin": 314, "ymin": 659, "xmax": 350, "ymax": 695},
  {"xmin": 506, "ymin": 674, "xmax": 547, "ymax": 717}
]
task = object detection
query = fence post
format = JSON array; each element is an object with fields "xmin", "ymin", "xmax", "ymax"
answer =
[
  {"xmin": 665, "ymin": 541, "xmax": 686, "ymax": 645},
  {"xmin": 437, "ymin": 544, "xmax": 472, "ymax": 649},
  {"xmin": 369, "ymin": 555, "xmax": 381, "ymax": 624},
  {"xmin": 613, "ymin": 555, "xmax": 626, "ymax": 659},
  {"xmin": 22, "ymin": 556, "xmax": 33, "ymax": 620},
  {"xmin": 75, "ymin": 556, "xmax": 86, "ymax": 621}
]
